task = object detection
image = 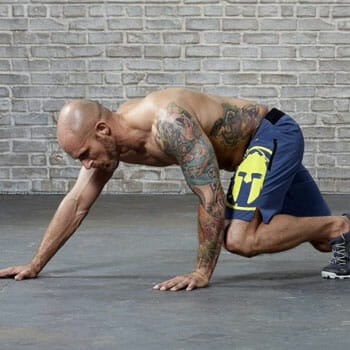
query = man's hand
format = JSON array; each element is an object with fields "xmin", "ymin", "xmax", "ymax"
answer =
[
  {"xmin": 0, "ymin": 263, "xmax": 39, "ymax": 281},
  {"xmin": 153, "ymin": 271, "xmax": 209, "ymax": 291}
]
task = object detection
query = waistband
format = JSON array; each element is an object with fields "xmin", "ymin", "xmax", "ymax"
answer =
[{"xmin": 264, "ymin": 108, "xmax": 285, "ymax": 125}]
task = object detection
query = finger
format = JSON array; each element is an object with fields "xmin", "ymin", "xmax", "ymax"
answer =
[
  {"xmin": 14, "ymin": 272, "xmax": 26, "ymax": 281},
  {"xmin": 186, "ymin": 280, "xmax": 198, "ymax": 291},
  {"xmin": 170, "ymin": 278, "xmax": 190, "ymax": 291},
  {"xmin": 154, "ymin": 277, "xmax": 182, "ymax": 291},
  {"xmin": 14, "ymin": 274, "xmax": 22, "ymax": 281},
  {"xmin": 0, "ymin": 267, "xmax": 17, "ymax": 278}
]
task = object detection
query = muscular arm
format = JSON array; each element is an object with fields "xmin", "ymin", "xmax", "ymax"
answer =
[
  {"xmin": 0, "ymin": 167, "xmax": 113, "ymax": 280},
  {"xmin": 154, "ymin": 102, "xmax": 225, "ymax": 291}
]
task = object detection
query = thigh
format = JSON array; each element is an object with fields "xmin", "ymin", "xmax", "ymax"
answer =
[{"xmin": 281, "ymin": 165, "xmax": 331, "ymax": 217}]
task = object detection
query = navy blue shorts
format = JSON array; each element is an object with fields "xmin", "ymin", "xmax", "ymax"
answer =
[{"xmin": 225, "ymin": 108, "xmax": 331, "ymax": 224}]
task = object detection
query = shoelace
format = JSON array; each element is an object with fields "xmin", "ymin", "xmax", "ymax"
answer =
[{"xmin": 330, "ymin": 238, "xmax": 347, "ymax": 266}]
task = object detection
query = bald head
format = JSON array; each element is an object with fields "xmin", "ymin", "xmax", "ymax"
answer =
[
  {"xmin": 57, "ymin": 99, "xmax": 106, "ymax": 156},
  {"xmin": 58, "ymin": 99, "xmax": 101, "ymax": 133}
]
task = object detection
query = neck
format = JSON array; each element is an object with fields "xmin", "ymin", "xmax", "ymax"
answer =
[{"xmin": 110, "ymin": 112, "xmax": 148, "ymax": 153}]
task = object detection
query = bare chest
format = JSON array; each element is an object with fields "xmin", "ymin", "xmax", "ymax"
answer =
[{"xmin": 119, "ymin": 140, "xmax": 175, "ymax": 167}]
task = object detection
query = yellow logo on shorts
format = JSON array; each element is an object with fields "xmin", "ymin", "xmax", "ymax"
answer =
[{"xmin": 229, "ymin": 146, "xmax": 272, "ymax": 210}]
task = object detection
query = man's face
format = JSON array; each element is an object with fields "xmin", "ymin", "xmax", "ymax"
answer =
[{"xmin": 78, "ymin": 134, "xmax": 120, "ymax": 172}]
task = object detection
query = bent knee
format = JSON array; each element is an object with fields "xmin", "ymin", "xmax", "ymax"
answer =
[{"xmin": 224, "ymin": 228, "xmax": 259, "ymax": 258}]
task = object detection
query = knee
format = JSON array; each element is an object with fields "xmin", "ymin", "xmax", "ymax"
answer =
[{"xmin": 224, "ymin": 226, "xmax": 259, "ymax": 258}]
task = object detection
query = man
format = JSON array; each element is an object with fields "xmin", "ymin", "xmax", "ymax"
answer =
[{"xmin": 0, "ymin": 88, "xmax": 349, "ymax": 290}]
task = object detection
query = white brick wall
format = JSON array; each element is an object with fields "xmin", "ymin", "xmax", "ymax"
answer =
[{"xmin": 1, "ymin": 0, "xmax": 350, "ymax": 194}]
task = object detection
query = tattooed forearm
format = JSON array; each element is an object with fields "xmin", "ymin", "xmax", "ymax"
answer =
[
  {"xmin": 210, "ymin": 103, "xmax": 267, "ymax": 147},
  {"xmin": 196, "ymin": 202, "xmax": 225, "ymax": 277}
]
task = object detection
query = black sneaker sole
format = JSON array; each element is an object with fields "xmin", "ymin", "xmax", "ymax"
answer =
[{"xmin": 321, "ymin": 271, "xmax": 350, "ymax": 279}]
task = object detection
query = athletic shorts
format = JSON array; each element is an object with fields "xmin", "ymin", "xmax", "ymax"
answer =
[{"xmin": 225, "ymin": 108, "xmax": 331, "ymax": 224}]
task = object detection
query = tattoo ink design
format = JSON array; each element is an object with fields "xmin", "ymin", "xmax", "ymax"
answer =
[
  {"xmin": 156, "ymin": 102, "xmax": 225, "ymax": 279},
  {"xmin": 156, "ymin": 102, "xmax": 220, "ymax": 187},
  {"xmin": 210, "ymin": 103, "xmax": 265, "ymax": 147}
]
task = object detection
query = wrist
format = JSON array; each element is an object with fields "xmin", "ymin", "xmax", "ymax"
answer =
[
  {"xmin": 30, "ymin": 258, "xmax": 43, "ymax": 274},
  {"xmin": 195, "ymin": 269, "xmax": 210, "ymax": 282}
]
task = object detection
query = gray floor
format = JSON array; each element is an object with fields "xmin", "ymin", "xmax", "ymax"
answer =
[{"xmin": 1, "ymin": 194, "xmax": 350, "ymax": 350}]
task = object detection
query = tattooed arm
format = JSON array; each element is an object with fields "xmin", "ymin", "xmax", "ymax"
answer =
[{"xmin": 153, "ymin": 102, "xmax": 225, "ymax": 291}]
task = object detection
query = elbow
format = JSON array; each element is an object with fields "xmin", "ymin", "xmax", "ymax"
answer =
[{"xmin": 61, "ymin": 194, "xmax": 90, "ymax": 222}]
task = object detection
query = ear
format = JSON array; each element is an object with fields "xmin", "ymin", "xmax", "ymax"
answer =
[{"xmin": 95, "ymin": 121, "xmax": 111, "ymax": 136}]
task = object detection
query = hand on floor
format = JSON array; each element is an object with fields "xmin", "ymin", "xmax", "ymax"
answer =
[
  {"xmin": 153, "ymin": 270, "xmax": 209, "ymax": 291},
  {"xmin": 0, "ymin": 263, "xmax": 39, "ymax": 281}
]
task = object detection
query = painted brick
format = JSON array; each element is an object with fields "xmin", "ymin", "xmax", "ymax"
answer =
[
  {"xmin": 147, "ymin": 73, "xmax": 184, "ymax": 85},
  {"xmin": 29, "ymin": 18, "xmax": 64, "ymax": 31},
  {"xmin": 242, "ymin": 60, "xmax": 279, "ymax": 71},
  {"xmin": 185, "ymin": 73, "xmax": 220, "ymax": 85},
  {"xmin": 13, "ymin": 140, "xmax": 47, "ymax": 153},
  {"xmin": 311, "ymin": 100, "xmax": 334, "ymax": 112},
  {"xmin": 203, "ymin": 59, "xmax": 240, "ymax": 71},
  {"xmin": 261, "ymin": 46, "xmax": 297, "ymax": 58},
  {"xmin": 28, "ymin": 5, "xmax": 47, "ymax": 17},
  {"xmin": 337, "ymin": 47, "xmax": 350, "ymax": 58},
  {"xmin": 0, "ymin": 18, "xmax": 27, "ymax": 30},
  {"xmin": 12, "ymin": 167, "xmax": 48, "ymax": 179},
  {"xmin": 32, "ymin": 180, "xmax": 67, "ymax": 193},
  {"xmin": 89, "ymin": 60, "xmax": 122, "ymax": 71},
  {"xmin": 14, "ymin": 113, "xmax": 50, "ymax": 125},
  {"xmin": 186, "ymin": 18, "xmax": 220, "ymax": 31},
  {"xmin": 164, "ymin": 59, "xmax": 200, "ymax": 71},
  {"xmin": 145, "ymin": 46, "xmax": 181, "ymax": 58},
  {"xmin": 320, "ymin": 60, "xmax": 350, "ymax": 71},
  {"xmin": 13, "ymin": 59, "xmax": 49, "ymax": 71},
  {"xmin": 243, "ymin": 33, "xmax": 279, "ymax": 44},
  {"xmin": 260, "ymin": 19, "xmax": 297, "ymax": 31},
  {"xmin": 299, "ymin": 73, "xmax": 335, "ymax": 85},
  {"xmin": 126, "ymin": 60, "xmax": 161, "ymax": 71},
  {"xmin": 281, "ymin": 87, "xmax": 315, "ymax": 98},
  {"xmin": 128, "ymin": 33, "xmax": 160, "ymax": 44},
  {"xmin": 186, "ymin": 46, "xmax": 220, "ymax": 57},
  {"xmin": 52, "ymin": 32, "xmax": 86, "ymax": 44},
  {"xmin": 298, "ymin": 18, "xmax": 335, "ymax": 31},
  {"xmin": 108, "ymin": 18, "xmax": 143, "ymax": 30},
  {"xmin": 63, "ymin": 5, "xmax": 87, "ymax": 17},
  {"xmin": 280, "ymin": 60, "xmax": 317, "ymax": 71},
  {"xmin": 280, "ymin": 32, "xmax": 317, "ymax": 44},
  {"xmin": 107, "ymin": 46, "xmax": 142, "ymax": 58},
  {"xmin": 204, "ymin": 32, "xmax": 240, "ymax": 44},
  {"xmin": 0, "ymin": 181, "xmax": 30, "ymax": 193},
  {"xmin": 299, "ymin": 46, "xmax": 335, "ymax": 58},
  {"xmin": 261, "ymin": 74, "xmax": 297, "ymax": 85},
  {"xmin": 163, "ymin": 32, "xmax": 200, "ymax": 44},
  {"xmin": 223, "ymin": 19, "xmax": 258, "ymax": 31},
  {"xmin": 333, "ymin": 6, "xmax": 350, "ymax": 18},
  {"xmin": 223, "ymin": 47, "xmax": 258, "ymax": 58}
]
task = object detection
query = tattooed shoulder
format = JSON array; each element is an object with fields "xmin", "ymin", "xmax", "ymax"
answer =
[
  {"xmin": 155, "ymin": 102, "xmax": 220, "ymax": 188},
  {"xmin": 155, "ymin": 102, "xmax": 201, "ymax": 157},
  {"xmin": 209, "ymin": 103, "xmax": 266, "ymax": 147}
]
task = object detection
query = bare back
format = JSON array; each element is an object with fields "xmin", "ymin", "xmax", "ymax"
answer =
[{"xmin": 118, "ymin": 88, "xmax": 269, "ymax": 171}]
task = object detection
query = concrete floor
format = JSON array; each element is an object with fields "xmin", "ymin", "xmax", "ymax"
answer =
[{"xmin": 1, "ymin": 194, "xmax": 350, "ymax": 350}]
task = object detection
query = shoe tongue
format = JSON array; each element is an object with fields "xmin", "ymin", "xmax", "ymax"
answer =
[
  {"xmin": 329, "ymin": 235, "xmax": 345, "ymax": 245},
  {"xmin": 343, "ymin": 232, "xmax": 350, "ymax": 241}
]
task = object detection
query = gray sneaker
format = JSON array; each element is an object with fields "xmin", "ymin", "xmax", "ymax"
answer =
[{"xmin": 321, "ymin": 234, "xmax": 350, "ymax": 279}]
